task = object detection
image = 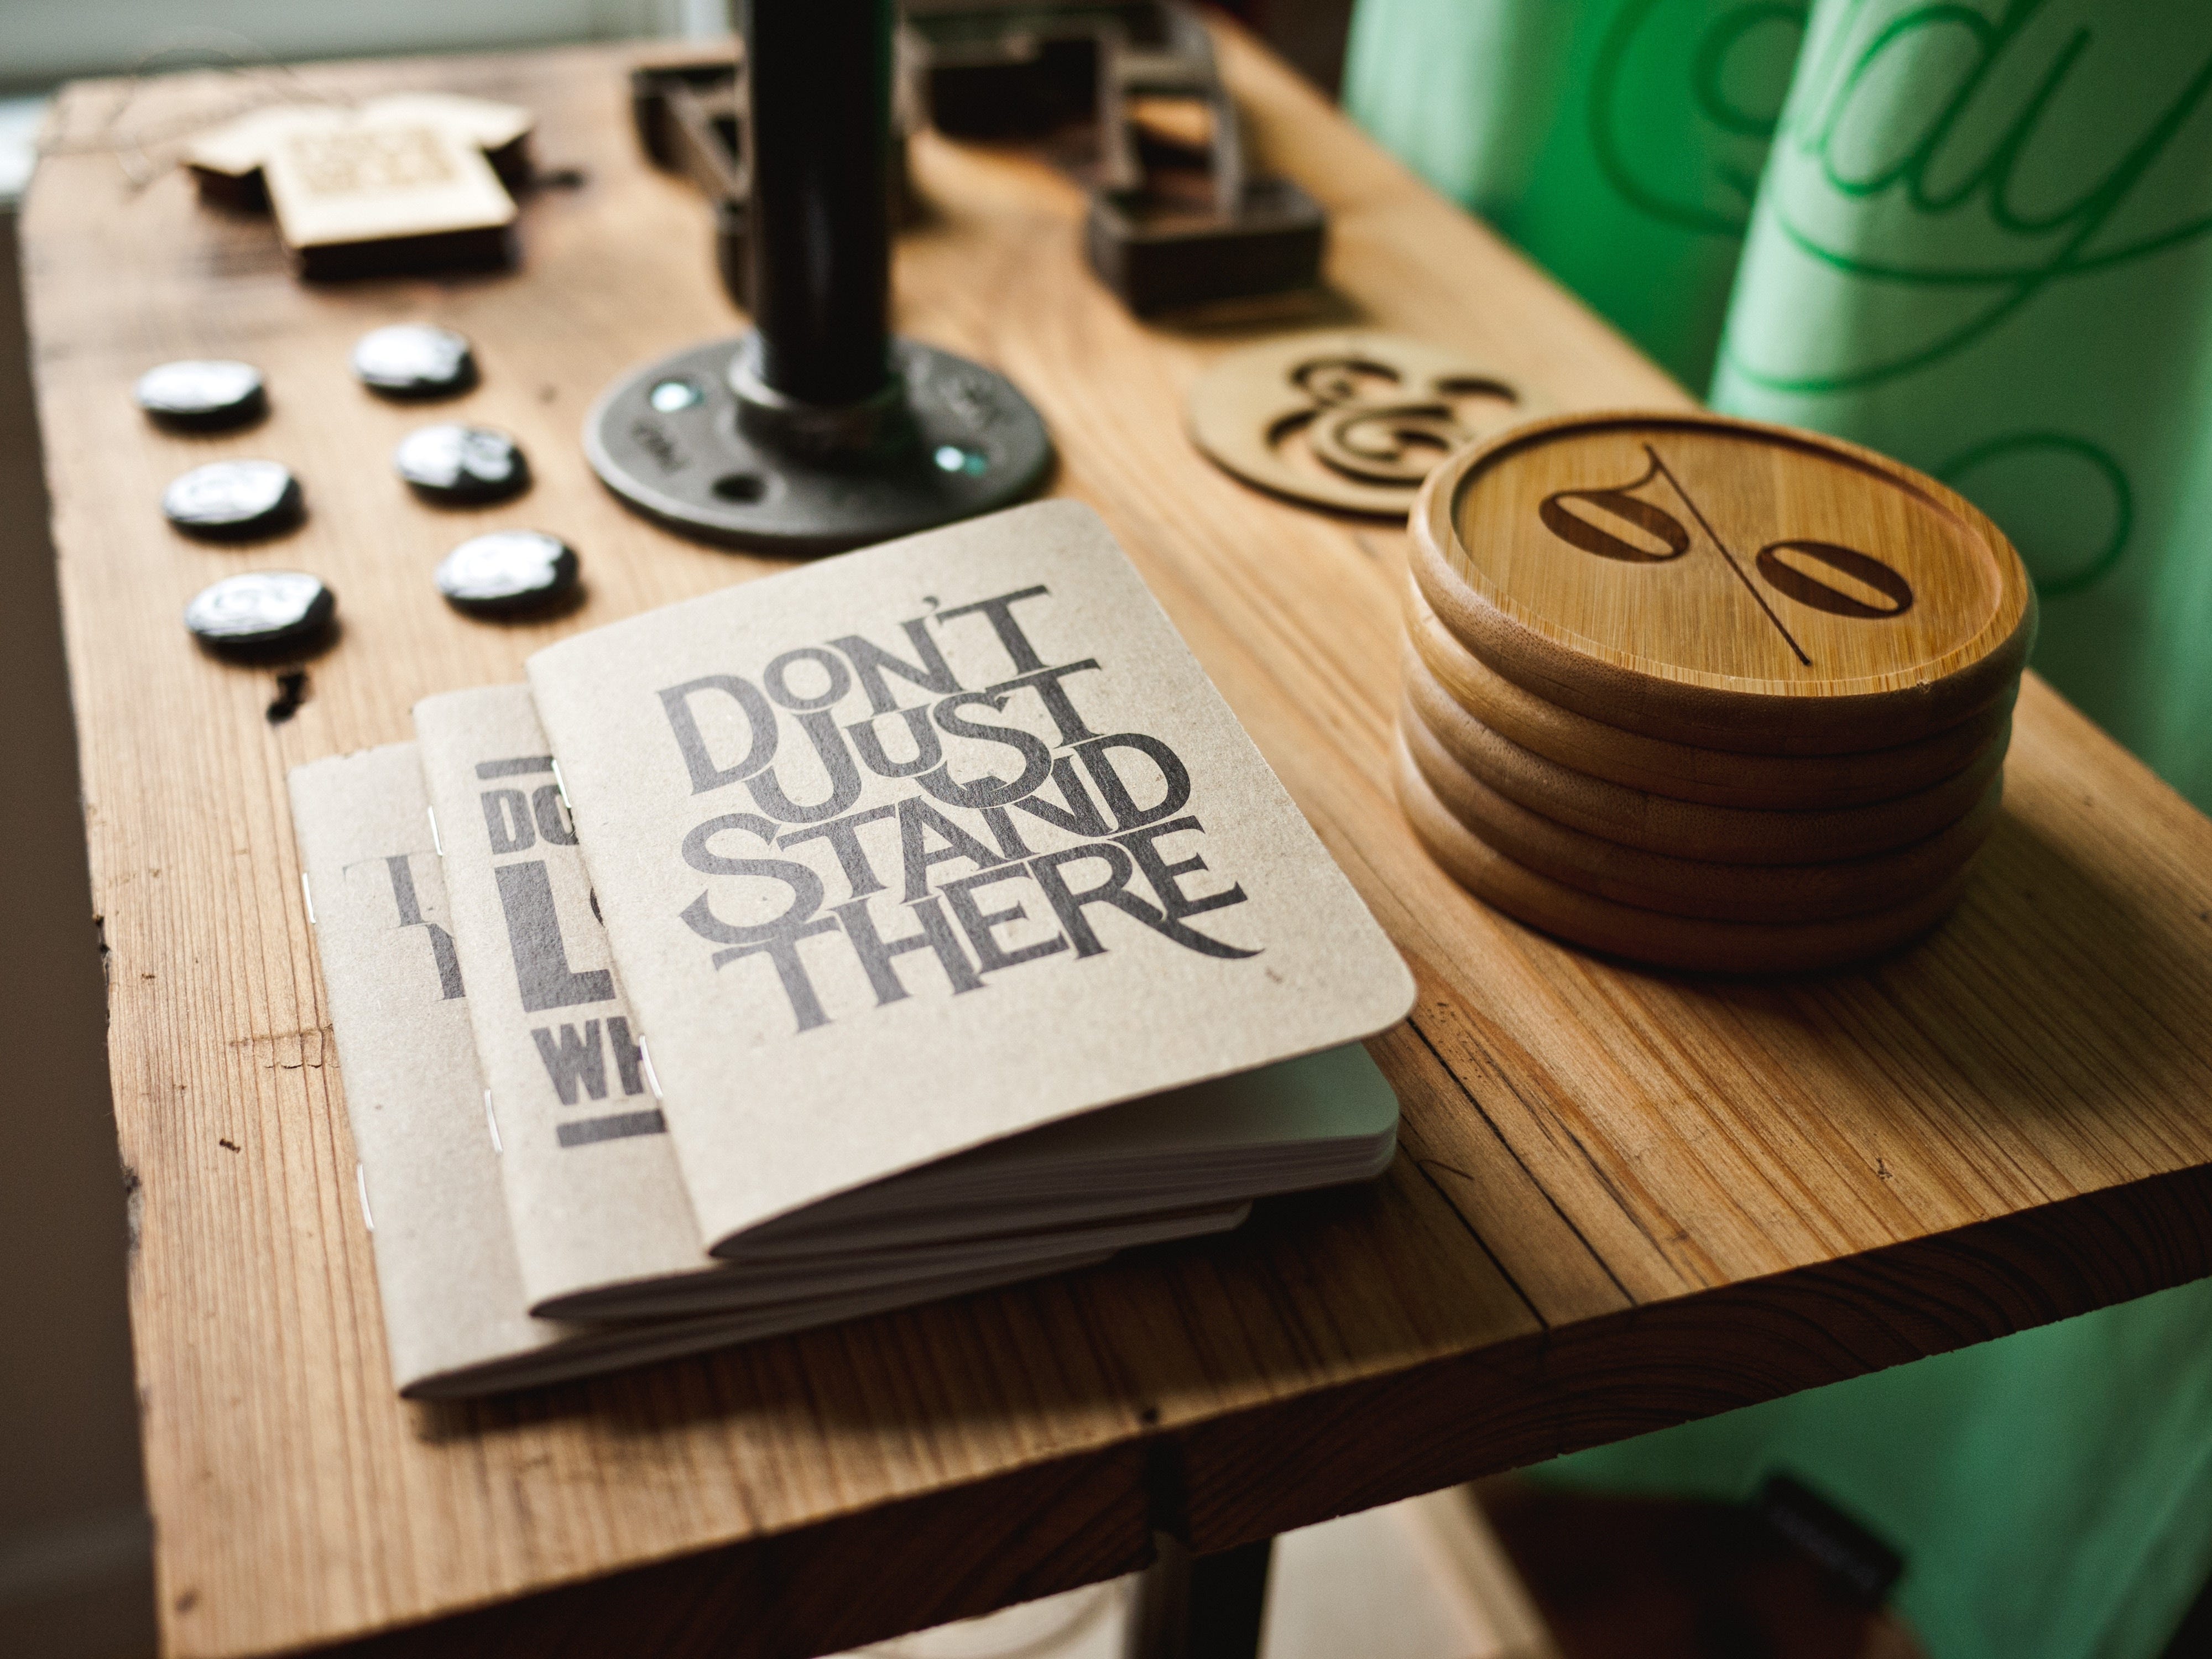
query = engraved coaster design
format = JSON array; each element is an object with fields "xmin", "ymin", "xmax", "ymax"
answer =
[
  {"xmin": 1187, "ymin": 331, "xmax": 1551, "ymax": 516},
  {"xmin": 1411, "ymin": 410, "xmax": 2036, "ymax": 753}
]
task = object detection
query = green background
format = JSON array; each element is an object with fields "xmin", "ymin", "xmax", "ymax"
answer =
[{"xmin": 1344, "ymin": 3, "xmax": 2212, "ymax": 1655}]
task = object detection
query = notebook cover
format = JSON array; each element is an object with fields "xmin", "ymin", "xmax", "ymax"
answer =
[
  {"xmin": 415, "ymin": 684, "xmax": 716, "ymax": 1315},
  {"xmin": 526, "ymin": 500, "xmax": 1415, "ymax": 1249},
  {"xmin": 288, "ymin": 743, "xmax": 581, "ymax": 1392}
]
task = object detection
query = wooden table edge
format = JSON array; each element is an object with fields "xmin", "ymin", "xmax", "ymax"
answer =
[
  {"xmin": 288, "ymin": 1151, "xmax": 2212, "ymax": 1659},
  {"xmin": 26, "ymin": 22, "xmax": 2212, "ymax": 1659}
]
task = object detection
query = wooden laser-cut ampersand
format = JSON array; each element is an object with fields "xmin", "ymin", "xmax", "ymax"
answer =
[{"xmin": 1186, "ymin": 331, "xmax": 1552, "ymax": 515}]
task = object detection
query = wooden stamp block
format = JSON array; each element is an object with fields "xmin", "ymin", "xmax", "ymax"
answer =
[{"xmin": 184, "ymin": 93, "xmax": 534, "ymax": 279}]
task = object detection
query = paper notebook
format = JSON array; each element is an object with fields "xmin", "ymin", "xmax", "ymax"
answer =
[
  {"xmin": 527, "ymin": 500, "xmax": 1416, "ymax": 1253},
  {"xmin": 291, "ymin": 745, "xmax": 1134, "ymax": 1396},
  {"xmin": 414, "ymin": 682, "xmax": 1262, "ymax": 1319},
  {"xmin": 292, "ymin": 502, "xmax": 1416, "ymax": 1396}
]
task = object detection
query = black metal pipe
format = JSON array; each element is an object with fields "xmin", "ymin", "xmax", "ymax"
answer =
[
  {"xmin": 742, "ymin": 0, "xmax": 894, "ymax": 408},
  {"xmin": 1123, "ymin": 1533, "xmax": 1274, "ymax": 1659}
]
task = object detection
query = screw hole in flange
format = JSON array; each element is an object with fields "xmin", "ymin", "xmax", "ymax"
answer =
[
  {"xmin": 712, "ymin": 472, "xmax": 766, "ymax": 503},
  {"xmin": 933, "ymin": 443, "xmax": 990, "ymax": 477}
]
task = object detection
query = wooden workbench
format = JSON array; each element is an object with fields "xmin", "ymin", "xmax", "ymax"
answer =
[{"xmin": 23, "ymin": 24, "xmax": 2212, "ymax": 1659}]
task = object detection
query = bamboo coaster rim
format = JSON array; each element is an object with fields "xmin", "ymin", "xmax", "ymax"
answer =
[
  {"xmin": 1404, "ymin": 573, "xmax": 2018, "ymax": 809},
  {"xmin": 1394, "ymin": 733, "xmax": 1974, "ymax": 974},
  {"xmin": 1411, "ymin": 409, "xmax": 2037, "ymax": 754},
  {"xmin": 1399, "ymin": 697, "xmax": 2003, "ymax": 924},
  {"xmin": 1402, "ymin": 650, "xmax": 2010, "ymax": 865}
]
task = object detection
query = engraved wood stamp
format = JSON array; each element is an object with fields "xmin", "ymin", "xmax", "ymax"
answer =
[{"xmin": 184, "ymin": 93, "xmax": 535, "ymax": 279}]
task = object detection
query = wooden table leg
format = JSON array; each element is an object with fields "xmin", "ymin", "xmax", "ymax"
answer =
[{"xmin": 1123, "ymin": 1532, "xmax": 1274, "ymax": 1659}]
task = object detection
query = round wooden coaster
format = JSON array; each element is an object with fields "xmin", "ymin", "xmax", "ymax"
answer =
[
  {"xmin": 1404, "ymin": 576, "xmax": 2017, "ymax": 809},
  {"xmin": 1394, "ymin": 734, "xmax": 1974, "ymax": 974},
  {"xmin": 1402, "ymin": 650, "xmax": 2008, "ymax": 864},
  {"xmin": 1400, "ymin": 698, "xmax": 2002, "ymax": 924},
  {"xmin": 1186, "ymin": 331, "xmax": 1552, "ymax": 517},
  {"xmin": 1411, "ymin": 410, "xmax": 2035, "ymax": 753}
]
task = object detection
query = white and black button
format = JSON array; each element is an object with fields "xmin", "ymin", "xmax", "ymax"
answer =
[
  {"xmin": 184, "ymin": 572, "xmax": 335, "ymax": 653},
  {"xmin": 134, "ymin": 360, "xmax": 266, "ymax": 431},
  {"xmin": 352, "ymin": 325, "xmax": 477, "ymax": 399},
  {"xmin": 395, "ymin": 423, "xmax": 530, "ymax": 504},
  {"xmin": 162, "ymin": 460, "xmax": 303, "ymax": 540},
  {"xmin": 434, "ymin": 530, "xmax": 579, "ymax": 616}
]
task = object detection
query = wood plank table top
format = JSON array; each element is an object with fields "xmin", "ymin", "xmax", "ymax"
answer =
[{"xmin": 23, "ymin": 23, "xmax": 2212, "ymax": 1659}]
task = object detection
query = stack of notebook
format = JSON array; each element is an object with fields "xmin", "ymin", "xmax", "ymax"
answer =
[{"xmin": 291, "ymin": 502, "xmax": 1415, "ymax": 1397}]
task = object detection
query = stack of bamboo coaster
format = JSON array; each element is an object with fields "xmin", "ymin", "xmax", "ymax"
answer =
[{"xmin": 1398, "ymin": 410, "xmax": 2036, "ymax": 973}]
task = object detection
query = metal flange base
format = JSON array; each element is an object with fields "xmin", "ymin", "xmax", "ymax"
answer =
[{"xmin": 584, "ymin": 336, "xmax": 1054, "ymax": 555}]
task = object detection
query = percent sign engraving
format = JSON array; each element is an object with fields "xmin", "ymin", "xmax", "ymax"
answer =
[{"xmin": 1540, "ymin": 445, "xmax": 1916, "ymax": 668}]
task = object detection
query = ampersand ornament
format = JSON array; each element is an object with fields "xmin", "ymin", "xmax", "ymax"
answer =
[
  {"xmin": 1186, "ymin": 331, "xmax": 1552, "ymax": 516},
  {"xmin": 1410, "ymin": 410, "xmax": 2036, "ymax": 754}
]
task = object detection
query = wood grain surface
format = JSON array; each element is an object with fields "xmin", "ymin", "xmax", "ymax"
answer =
[
  {"xmin": 1402, "ymin": 653, "xmax": 2006, "ymax": 865},
  {"xmin": 1392, "ymin": 733, "xmax": 1978, "ymax": 973},
  {"xmin": 1397, "ymin": 684, "xmax": 2004, "ymax": 924},
  {"xmin": 1404, "ymin": 575, "xmax": 2017, "ymax": 809},
  {"xmin": 1411, "ymin": 411, "xmax": 2036, "ymax": 752},
  {"xmin": 22, "ymin": 27, "xmax": 2212, "ymax": 1659}
]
